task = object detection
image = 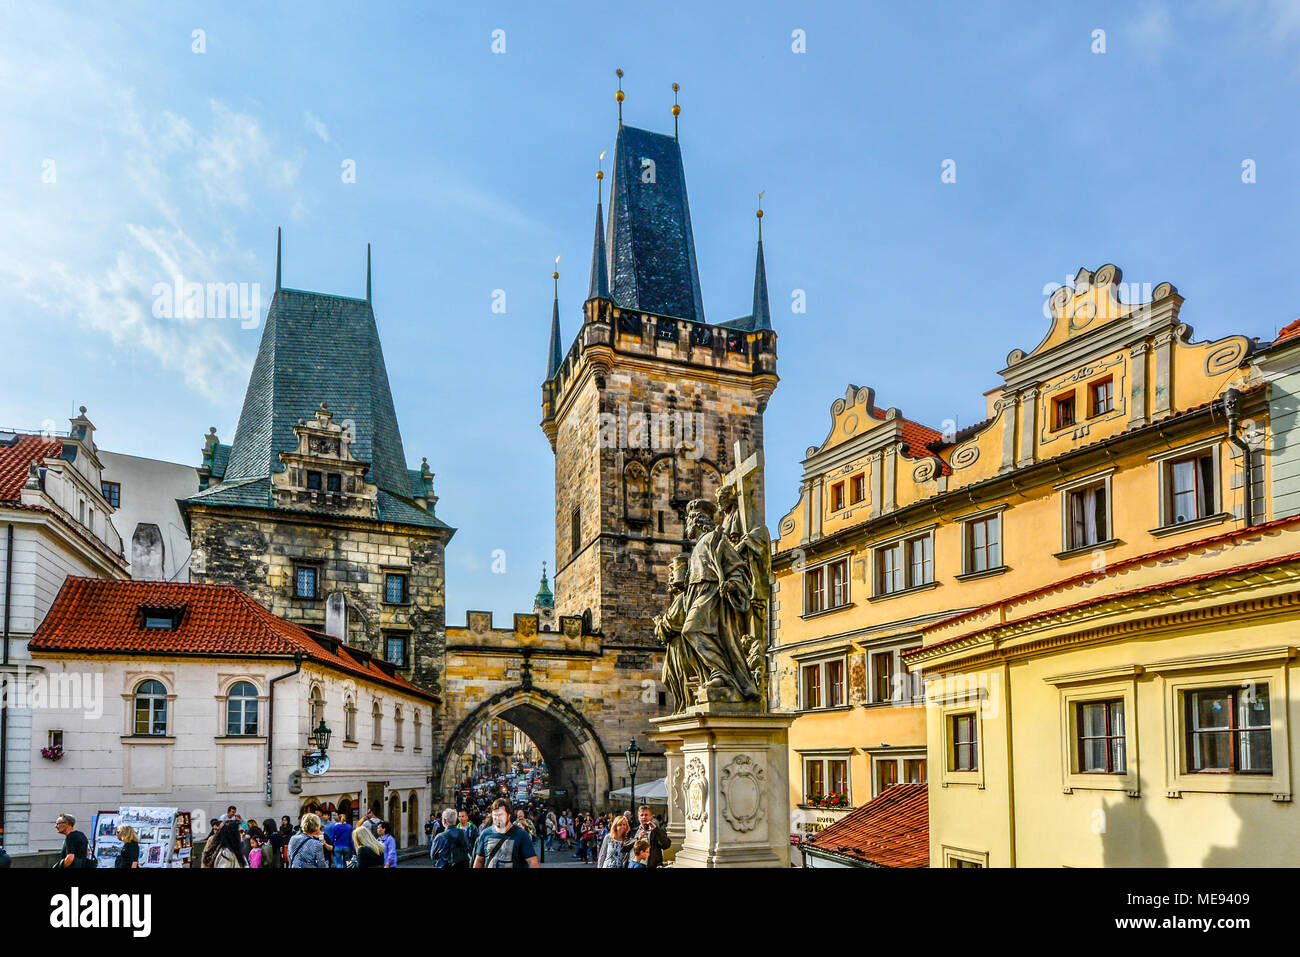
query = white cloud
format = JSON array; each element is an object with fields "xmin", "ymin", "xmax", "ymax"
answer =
[{"xmin": 305, "ymin": 110, "xmax": 331, "ymax": 143}]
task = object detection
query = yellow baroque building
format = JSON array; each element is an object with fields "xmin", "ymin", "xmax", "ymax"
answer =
[{"xmin": 772, "ymin": 263, "xmax": 1300, "ymax": 865}]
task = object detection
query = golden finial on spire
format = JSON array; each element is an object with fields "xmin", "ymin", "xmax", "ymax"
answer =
[
  {"xmin": 616, "ymin": 68, "xmax": 624, "ymax": 126},
  {"xmin": 596, "ymin": 150, "xmax": 606, "ymax": 201},
  {"xmin": 672, "ymin": 82, "xmax": 680, "ymax": 139},
  {"xmin": 757, "ymin": 190, "xmax": 765, "ymax": 240}
]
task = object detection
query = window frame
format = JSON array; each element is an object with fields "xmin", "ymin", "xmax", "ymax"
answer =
[
  {"xmin": 224, "ymin": 679, "xmax": 262, "ymax": 737},
  {"xmin": 1049, "ymin": 671, "xmax": 1141, "ymax": 795},
  {"xmin": 830, "ymin": 481, "xmax": 845, "ymax": 512},
  {"xmin": 958, "ymin": 506, "xmax": 1007, "ymax": 579},
  {"xmin": 1150, "ymin": 438, "xmax": 1226, "ymax": 535},
  {"xmin": 799, "ymin": 751, "xmax": 855, "ymax": 808},
  {"xmin": 937, "ymin": 688, "xmax": 986, "ymax": 788},
  {"xmin": 383, "ymin": 570, "xmax": 410, "ymax": 605},
  {"xmin": 1055, "ymin": 470, "xmax": 1116, "ymax": 556},
  {"xmin": 384, "ymin": 630, "xmax": 410, "ymax": 669},
  {"xmin": 1088, "ymin": 376, "xmax": 1114, "ymax": 417},
  {"xmin": 849, "ymin": 473, "xmax": 866, "ymax": 505},
  {"xmin": 802, "ymin": 553, "xmax": 852, "ymax": 616},
  {"xmin": 867, "ymin": 749, "xmax": 927, "ymax": 798},
  {"xmin": 293, "ymin": 563, "xmax": 321, "ymax": 600},
  {"xmin": 101, "ymin": 481, "xmax": 121, "ymax": 508},
  {"xmin": 1052, "ymin": 391, "xmax": 1077, "ymax": 430},
  {"xmin": 1183, "ymin": 686, "xmax": 1272, "ymax": 775},
  {"xmin": 133, "ymin": 678, "xmax": 169, "ymax": 736},
  {"xmin": 798, "ymin": 654, "xmax": 848, "ymax": 712},
  {"xmin": 866, "ymin": 644, "xmax": 925, "ymax": 704},
  {"xmin": 871, "ymin": 527, "xmax": 937, "ymax": 599}
]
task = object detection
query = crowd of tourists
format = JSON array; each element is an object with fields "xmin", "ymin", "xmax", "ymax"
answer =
[{"xmin": 50, "ymin": 799, "xmax": 671, "ymax": 870}]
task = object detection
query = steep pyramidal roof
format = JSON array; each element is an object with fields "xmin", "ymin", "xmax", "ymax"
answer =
[
  {"xmin": 221, "ymin": 287, "xmax": 411, "ymax": 497},
  {"xmin": 546, "ymin": 287, "xmax": 563, "ymax": 380},
  {"xmin": 587, "ymin": 189, "xmax": 610, "ymax": 302},
  {"xmin": 605, "ymin": 125, "xmax": 705, "ymax": 323},
  {"xmin": 750, "ymin": 236, "xmax": 771, "ymax": 331}
]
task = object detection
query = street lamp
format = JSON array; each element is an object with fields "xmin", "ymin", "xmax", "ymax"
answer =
[
  {"xmin": 310, "ymin": 719, "xmax": 332, "ymax": 753},
  {"xmin": 624, "ymin": 739, "xmax": 641, "ymax": 815}
]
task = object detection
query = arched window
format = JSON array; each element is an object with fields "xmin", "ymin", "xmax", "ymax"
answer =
[
  {"xmin": 344, "ymin": 696, "xmax": 357, "ymax": 743},
  {"xmin": 309, "ymin": 685, "xmax": 324, "ymax": 730},
  {"xmin": 413, "ymin": 709, "xmax": 423, "ymax": 752},
  {"xmin": 394, "ymin": 706, "xmax": 404, "ymax": 749},
  {"xmin": 372, "ymin": 699, "xmax": 383, "ymax": 746},
  {"xmin": 226, "ymin": 681, "xmax": 259, "ymax": 736},
  {"xmin": 134, "ymin": 679, "xmax": 167, "ymax": 735}
]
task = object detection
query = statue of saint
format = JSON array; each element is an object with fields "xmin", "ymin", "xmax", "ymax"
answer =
[
  {"xmin": 718, "ymin": 483, "xmax": 772, "ymax": 699},
  {"xmin": 653, "ymin": 556, "xmax": 702, "ymax": 713},
  {"xmin": 680, "ymin": 498, "xmax": 760, "ymax": 703}
]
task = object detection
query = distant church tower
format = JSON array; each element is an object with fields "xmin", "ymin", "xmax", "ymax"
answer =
[
  {"xmin": 540, "ymin": 90, "xmax": 778, "ymax": 712},
  {"xmin": 533, "ymin": 562, "xmax": 556, "ymax": 631}
]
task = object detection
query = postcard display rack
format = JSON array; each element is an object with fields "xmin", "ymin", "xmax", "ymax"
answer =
[{"xmin": 92, "ymin": 806, "xmax": 186, "ymax": 867}]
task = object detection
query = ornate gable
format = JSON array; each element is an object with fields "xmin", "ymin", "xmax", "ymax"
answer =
[{"xmin": 270, "ymin": 402, "xmax": 378, "ymax": 516}]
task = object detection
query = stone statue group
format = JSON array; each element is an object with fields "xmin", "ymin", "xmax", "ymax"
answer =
[{"xmin": 653, "ymin": 480, "xmax": 771, "ymax": 713}]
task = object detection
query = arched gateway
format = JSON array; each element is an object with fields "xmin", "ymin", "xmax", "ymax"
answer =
[{"xmin": 437, "ymin": 686, "xmax": 612, "ymax": 809}]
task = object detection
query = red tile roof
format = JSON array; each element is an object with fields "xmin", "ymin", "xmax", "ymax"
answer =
[
  {"xmin": 805, "ymin": 782, "xmax": 928, "ymax": 868},
  {"xmin": 0, "ymin": 433, "xmax": 61, "ymax": 500},
  {"xmin": 1276, "ymin": 318, "xmax": 1300, "ymax": 344},
  {"xmin": 29, "ymin": 577, "xmax": 437, "ymax": 702}
]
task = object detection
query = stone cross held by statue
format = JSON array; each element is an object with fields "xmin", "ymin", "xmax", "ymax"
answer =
[{"xmin": 725, "ymin": 439, "xmax": 763, "ymax": 533}]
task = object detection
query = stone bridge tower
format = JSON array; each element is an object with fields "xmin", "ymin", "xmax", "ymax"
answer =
[{"xmin": 540, "ymin": 116, "xmax": 779, "ymax": 788}]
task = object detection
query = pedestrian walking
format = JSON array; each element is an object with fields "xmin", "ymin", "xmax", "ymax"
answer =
[
  {"xmin": 53, "ymin": 814, "xmax": 93, "ymax": 869},
  {"xmin": 114, "ymin": 824, "xmax": 140, "ymax": 869},
  {"xmin": 431, "ymin": 808, "xmax": 470, "ymax": 869},
  {"xmin": 457, "ymin": 808, "xmax": 479, "ymax": 851},
  {"xmin": 472, "ymin": 799, "xmax": 539, "ymax": 868},
  {"xmin": 622, "ymin": 807, "xmax": 671, "ymax": 869},
  {"xmin": 212, "ymin": 821, "xmax": 247, "ymax": 868},
  {"xmin": 352, "ymin": 820, "xmax": 384, "ymax": 868},
  {"xmin": 288, "ymin": 813, "xmax": 328, "ymax": 868},
  {"xmin": 544, "ymin": 810, "xmax": 558, "ymax": 851},
  {"xmin": 377, "ymin": 821, "xmax": 397, "ymax": 868},
  {"xmin": 598, "ymin": 816, "xmax": 631, "ymax": 868},
  {"xmin": 260, "ymin": 819, "xmax": 281, "ymax": 869},
  {"xmin": 330, "ymin": 815, "xmax": 353, "ymax": 868}
]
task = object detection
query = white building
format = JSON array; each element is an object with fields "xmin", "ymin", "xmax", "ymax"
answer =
[
  {"xmin": 99, "ymin": 450, "xmax": 197, "ymax": 583},
  {"xmin": 0, "ymin": 409, "xmax": 128, "ymax": 854},
  {"xmin": 25, "ymin": 577, "xmax": 436, "ymax": 851}
]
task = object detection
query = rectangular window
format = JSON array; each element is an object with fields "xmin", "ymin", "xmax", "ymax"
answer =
[
  {"xmin": 143, "ymin": 615, "xmax": 175, "ymax": 630},
  {"xmin": 805, "ymin": 565, "xmax": 825, "ymax": 614},
  {"xmin": 874, "ymin": 534, "xmax": 933, "ymax": 596},
  {"xmin": 1168, "ymin": 454, "xmax": 1215, "ymax": 525},
  {"xmin": 326, "ymin": 473, "xmax": 342, "ymax": 492},
  {"xmin": 101, "ymin": 481, "xmax": 121, "ymax": 508},
  {"xmin": 804, "ymin": 558, "xmax": 849, "ymax": 613},
  {"xmin": 876, "ymin": 759, "xmax": 898, "ymax": 793},
  {"xmin": 306, "ymin": 471, "xmax": 322, "ymax": 490},
  {"xmin": 849, "ymin": 474, "xmax": 866, "ymax": 505},
  {"xmin": 965, "ymin": 514, "xmax": 1001, "ymax": 573},
  {"xmin": 804, "ymin": 759, "xmax": 824, "ymax": 800},
  {"xmin": 826, "ymin": 660, "xmax": 845, "ymax": 707},
  {"xmin": 801, "ymin": 663, "xmax": 822, "ymax": 710},
  {"xmin": 1076, "ymin": 699, "xmax": 1126, "ymax": 773},
  {"xmin": 570, "ymin": 506, "xmax": 581, "ymax": 557},
  {"xmin": 1185, "ymin": 686, "xmax": 1272, "ymax": 774},
  {"xmin": 1068, "ymin": 483, "xmax": 1108, "ymax": 549},
  {"xmin": 951, "ymin": 859, "xmax": 983, "ymax": 869},
  {"xmin": 904, "ymin": 758, "xmax": 927, "ymax": 784},
  {"xmin": 1053, "ymin": 393, "xmax": 1077, "ymax": 430},
  {"xmin": 950, "ymin": 713, "xmax": 977, "ymax": 771},
  {"xmin": 828, "ymin": 759, "xmax": 848, "ymax": 797},
  {"xmin": 830, "ymin": 482, "xmax": 845, "ymax": 512},
  {"xmin": 294, "ymin": 566, "xmax": 319, "ymax": 599},
  {"xmin": 876, "ymin": 542, "xmax": 904, "ymax": 595},
  {"xmin": 384, "ymin": 572, "xmax": 408, "ymax": 604},
  {"xmin": 385, "ymin": 633, "xmax": 408, "ymax": 668},
  {"xmin": 1090, "ymin": 377, "xmax": 1114, "ymax": 417},
  {"xmin": 873, "ymin": 651, "xmax": 895, "ymax": 702}
]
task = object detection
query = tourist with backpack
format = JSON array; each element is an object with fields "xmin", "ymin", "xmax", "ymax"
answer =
[
  {"xmin": 472, "ymin": 799, "xmax": 539, "ymax": 868},
  {"xmin": 431, "ymin": 808, "xmax": 469, "ymax": 869}
]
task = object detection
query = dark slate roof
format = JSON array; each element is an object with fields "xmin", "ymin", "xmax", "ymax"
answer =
[
  {"xmin": 546, "ymin": 294, "xmax": 563, "ymax": 380},
  {"xmin": 606, "ymin": 126, "xmax": 705, "ymax": 323},
  {"xmin": 750, "ymin": 238, "xmax": 771, "ymax": 331},
  {"xmin": 221, "ymin": 288, "xmax": 410, "ymax": 495},
  {"xmin": 209, "ymin": 442, "xmax": 231, "ymax": 482},
  {"xmin": 587, "ymin": 195, "xmax": 610, "ymax": 301},
  {"xmin": 185, "ymin": 286, "xmax": 451, "ymax": 532}
]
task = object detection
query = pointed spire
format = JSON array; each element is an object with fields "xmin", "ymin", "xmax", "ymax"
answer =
[
  {"xmin": 615, "ymin": 68, "xmax": 625, "ymax": 127},
  {"xmin": 588, "ymin": 156, "xmax": 610, "ymax": 301},
  {"xmin": 275, "ymin": 227, "xmax": 282, "ymax": 291},
  {"xmin": 366, "ymin": 243, "xmax": 372, "ymax": 302},
  {"xmin": 751, "ymin": 196, "xmax": 771, "ymax": 331},
  {"xmin": 546, "ymin": 261, "xmax": 563, "ymax": 380}
]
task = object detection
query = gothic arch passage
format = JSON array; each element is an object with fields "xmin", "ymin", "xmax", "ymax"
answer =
[{"xmin": 437, "ymin": 687, "xmax": 612, "ymax": 811}]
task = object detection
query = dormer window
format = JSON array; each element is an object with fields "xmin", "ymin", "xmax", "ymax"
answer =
[
  {"xmin": 306, "ymin": 471, "xmax": 323, "ymax": 490},
  {"xmin": 140, "ymin": 607, "xmax": 180, "ymax": 630}
]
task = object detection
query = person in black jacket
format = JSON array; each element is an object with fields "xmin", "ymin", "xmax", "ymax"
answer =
[
  {"xmin": 114, "ymin": 824, "xmax": 140, "ymax": 868},
  {"xmin": 621, "ymin": 807, "xmax": 671, "ymax": 869},
  {"xmin": 54, "ymin": 814, "xmax": 91, "ymax": 869},
  {"xmin": 430, "ymin": 808, "xmax": 469, "ymax": 869}
]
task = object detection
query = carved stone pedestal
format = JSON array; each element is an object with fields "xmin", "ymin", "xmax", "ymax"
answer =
[{"xmin": 650, "ymin": 706, "xmax": 795, "ymax": 868}]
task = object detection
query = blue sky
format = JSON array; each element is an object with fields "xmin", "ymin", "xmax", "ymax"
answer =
[{"xmin": 2, "ymin": 1, "xmax": 1298, "ymax": 621}]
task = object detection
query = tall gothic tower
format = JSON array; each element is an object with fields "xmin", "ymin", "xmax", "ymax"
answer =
[{"xmin": 540, "ymin": 117, "xmax": 778, "ymax": 701}]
